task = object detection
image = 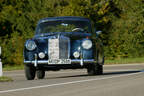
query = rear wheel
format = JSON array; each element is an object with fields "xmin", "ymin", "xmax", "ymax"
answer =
[
  {"xmin": 25, "ymin": 64, "xmax": 36, "ymax": 80},
  {"xmin": 36, "ymin": 70, "xmax": 45, "ymax": 79}
]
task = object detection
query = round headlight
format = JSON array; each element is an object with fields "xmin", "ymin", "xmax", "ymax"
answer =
[
  {"xmin": 25, "ymin": 40, "xmax": 37, "ymax": 51},
  {"xmin": 82, "ymin": 39, "xmax": 92, "ymax": 49}
]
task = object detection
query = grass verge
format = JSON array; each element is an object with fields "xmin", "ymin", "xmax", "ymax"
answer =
[
  {"xmin": 3, "ymin": 65, "xmax": 24, "ymax": 71},
  {"xmin": 0, "ymin": 76, "xmax": 13, "ymax": 82},
  {"xmin": 105, "ymin": 57, "xmax": 144, "ymax": 64}
]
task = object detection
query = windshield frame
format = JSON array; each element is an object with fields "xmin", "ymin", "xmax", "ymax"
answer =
[{"xmin": 35, "ymin": 19, "xmax": 92, "ymax": 35}]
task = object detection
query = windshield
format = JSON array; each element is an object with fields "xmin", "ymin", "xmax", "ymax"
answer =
[{"xmin": 36, "ymin": 20, "xmax": 91, "ymax": 34}]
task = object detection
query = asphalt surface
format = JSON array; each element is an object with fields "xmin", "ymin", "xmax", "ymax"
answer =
[{"xmin": 0, "ymin": 64, "xmax": 144, "ymax": 96}]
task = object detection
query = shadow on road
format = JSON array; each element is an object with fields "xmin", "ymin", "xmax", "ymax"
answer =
[
  {"xmin": 103, "ymin": 70, "xmax": 141, "ymax": 75},
  {"xmin": 45, "ymin": 70, "xmax": 141, "ymax": 80}
]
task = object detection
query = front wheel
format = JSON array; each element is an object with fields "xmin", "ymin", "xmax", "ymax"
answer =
[
  {"xmin": 87, "ymin": 64, "xmax": 103, "ymax": 75},
  {"xmin": 25, "ymin": 64, "xmax": 36, "ymax": 80}
]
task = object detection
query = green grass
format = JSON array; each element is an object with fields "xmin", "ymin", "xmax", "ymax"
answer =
[
  {"xmin": 105, "ymin": 57, "xmax": 144, "ymax": 64},
  {"xmin": 3, "ymin": 65, "xmax": 24, "ymax": 71},
  {"xmin": 0, "ymin": 76, "xmax": 13, "ymax": 82}
]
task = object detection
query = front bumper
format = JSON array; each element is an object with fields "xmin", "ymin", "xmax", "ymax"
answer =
[{"xmin": 24, "ymin": 59, "xmax": 95, "ymax": 65}]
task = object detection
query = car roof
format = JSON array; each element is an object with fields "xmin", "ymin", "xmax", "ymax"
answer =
[{"xmin": 38, "ymin": 16, "xmax": 91, "ymax": 24}]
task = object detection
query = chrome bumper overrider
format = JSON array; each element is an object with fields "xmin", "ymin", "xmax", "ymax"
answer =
[{"xmin": 24, "ymin": 59, "xmax": 95, "ymax": 64}]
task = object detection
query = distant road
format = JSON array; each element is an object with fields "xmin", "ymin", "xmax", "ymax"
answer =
[{"xmin": 0, "ymin": 64, "xmax": 144, "ymax": 96}]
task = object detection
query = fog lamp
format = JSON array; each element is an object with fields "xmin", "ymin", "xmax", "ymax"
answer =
[
  {"xmin": 73, "ymin": 51, "xmax": 80, "ymax": 58},
  {"xmin": 38, "ymin": 52, "xmax": 45, "ymax": 59}
]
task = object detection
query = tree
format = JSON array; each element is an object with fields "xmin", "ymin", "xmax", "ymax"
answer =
[{"xmin": 0, "ymin": 0, "xmax": 144, "ymax": 65}]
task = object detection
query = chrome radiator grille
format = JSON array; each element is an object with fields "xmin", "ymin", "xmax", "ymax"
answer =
[{"xmin": 48, "ymin": 36, "xmax": 70, "ymax": 59}]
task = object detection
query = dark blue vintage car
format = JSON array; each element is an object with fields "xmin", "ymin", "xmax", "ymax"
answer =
[{"xmin": 24, "ymin": 16, "xmax": 104, "ymax": 80}]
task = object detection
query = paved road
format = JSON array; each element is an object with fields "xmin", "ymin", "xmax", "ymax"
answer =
[{"xmin": 0, "ymin": 64, "xmax": 144, "ymax": 96}]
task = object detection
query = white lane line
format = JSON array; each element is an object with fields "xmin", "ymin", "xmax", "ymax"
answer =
[{"xmin": 0, "ymin": 71, "xmax": 143, "ymax": 94}]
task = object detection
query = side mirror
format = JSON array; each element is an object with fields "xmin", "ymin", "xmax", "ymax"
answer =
[
  {"xmin": 95, "ymin": 31, "xmax": 102, "ymax": 38},
  {"xmin": 96, "ymin": 31, "xmax": 102, "ymax": 35}
]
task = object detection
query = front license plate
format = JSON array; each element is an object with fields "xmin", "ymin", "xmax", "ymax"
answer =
[{"xmin": 48, "ymin": 59, "xmax": 71, "ymax": 64}]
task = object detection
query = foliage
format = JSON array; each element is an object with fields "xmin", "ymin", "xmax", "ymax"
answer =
[
  {"xmin": 104, "ymin": 0, "xmax": 144, "ymax": 59},
  {"xmin": 0, "ymin": 0, "xmax": 144, "ymax": 65}
]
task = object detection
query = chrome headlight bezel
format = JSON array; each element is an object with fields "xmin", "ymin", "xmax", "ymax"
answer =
[
  {"xmin": 25, "ymin": 40, "xmax": 37, "ymax": 51},
  {"xmin": 82, "ymin": 39, "xmax": 92, "ymax": 50}
]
